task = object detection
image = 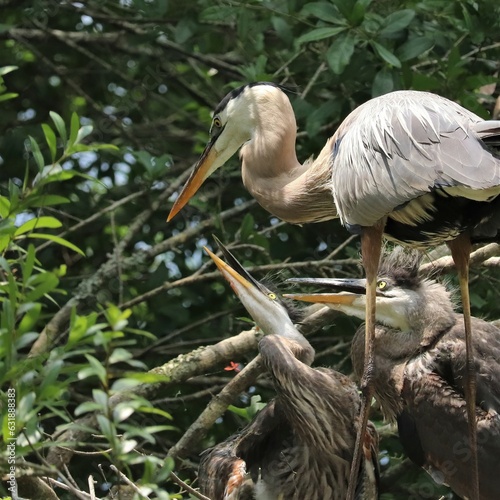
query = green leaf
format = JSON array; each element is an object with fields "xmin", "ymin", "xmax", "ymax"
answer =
[
  {"xmin": 26, "ymin": 233, "xmax": 85, "ymax": 256},
  {"xmin": 75, "ymin": 125, "xmax": 93, "ymax": 145},
  {"xmin": 239, "ymin": 213, "xmax": 255, "ymax": 241},
  {"xmin": 350, "ymin": 0, "xmax": 371, "ymax": 25},
  {"xmin": 18, "ymin": 392, "xmax": 36, "ymax": 419},
  {"xmin": 200, "ymin": 6, "xmax": 235, "ymax": 22},
  {"xmin": 296, "ymin": 27, "xmax": 346, "ymax": 45},
  {"xmin": 372, "ymin": 67, "xmax": 394, "ymax": 96},
  {"xmin": 332, "ymin": 0, "xmax": 371, "ymax": 23},
  {"xmin": 92, "ymin": 388, "xmax": 109, "ymax": 408},
  {"xmin": 0, "ymin": 196, "xmax": 10, "ymax": 218},
  {"xmin": 25, "ymin": 273, "xmax": 59, "ymax": 301},
  {"xmin": 17, "ymin": 302, "xmax": 42, "ymax": 334},
  {"xmin": 74, "ymin": 401, "xmax": 103, "ymax": 416},
  {"xmin": 0, "ymin": 65, "xmax": 18, "ymax": 76},
  {"xmin": 301, "ymin": 2, "xmax": 341, "ymax": 23},
  {"xmin": 371, "ymin": 42, "xmax": 401, "ymax": 68},
  {"xmin": 28, "ymin": 136, "xmax": 45, "ymax": 170},
  {"xmin": 41, "ymin": 123, "xmax": 57, "ymax": 162},
  {"xmin": 22, "ymin": 244, "xmax": 37, "ymax": 282},
  {"xmin": 50, "ymin": 111, "xmax": 67, "ymax": 144},
  {"xmin": 326, "ymin": 34, "xmax": 356, "ymax": 74},
  {"xmin": 111, "ymin": 378, "xmax": 143, "ymax": 391},
  {"xmin": 380, "ymin": 9, "xmax": 415, "ymax": 36},
  {"xmin": 14, "ymin": 216, "xmax": 62, "ymax": 236},
  {"xmin": 79, "ymin": 356, "xmax": 107, "ymax": 384},
  {"xmin": 397, "ymin": 36, "xmax": 434, "ymax": 62},
  {"xmin": 29, "ymin": 195, "xmax": 71, "ymax": 207},
  {"xmin": 109, "ymin": 348, "xmax": 133, "ymax": 364},
  {"xmin": 96, "ymin": 414, "xmax": 115, "ymax": 440},
  {"xmin": 136, "ymin": 405, "xmax": 173, "ymax": 420},
  {"xmin": 0, "ymin": 92, "xmax": 18, "ymax": 102},
  {"xmin": 227, "ymin": 404, "xmax": 249, "ymax": 418},
  {"xmin": 69, "ymin": 112, "xmax": 80, "ymax": 147}
]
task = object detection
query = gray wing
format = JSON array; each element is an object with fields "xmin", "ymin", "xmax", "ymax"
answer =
[{"xmin": 332, "ymin": 90, "xmax": 500, "ymax": 227}]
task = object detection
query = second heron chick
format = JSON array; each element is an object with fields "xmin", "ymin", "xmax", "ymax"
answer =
[
  {"xmin": 199, "ymin": 238, "xmax": 379, "ymax": 500},
  {"xmin": 286, "ymin": 247, "xmax": 500, "ymax": 500}
]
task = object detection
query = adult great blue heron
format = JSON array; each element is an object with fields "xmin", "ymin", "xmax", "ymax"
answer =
[
  {"xmin": 168, "ymin": 82, "xmax": 500, "ymax": 498},
  {"xmin": 286, "ymin": 248, "xmax": 500, "ymax": 500},
  {"xmin": 200, "ymin": 239, "xmax": 379, "ymax": 499}
]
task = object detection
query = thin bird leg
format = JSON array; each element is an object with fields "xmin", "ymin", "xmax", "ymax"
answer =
[
  {"xmin": 346, "ymin": 221, "xmax": 384, "ymax": 500},
  {"xmin": 448, "ymin": 234, "xmax": 480, "ymax": 500}
]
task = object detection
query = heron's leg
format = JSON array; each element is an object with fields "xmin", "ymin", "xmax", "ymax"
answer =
[
  {"xmin": 448, "ymin": 234, "xmax": 479, "ymax": 500},
  {"xmin": 346, "ymin": 221, "xmax": 384, "ymax": 500}
]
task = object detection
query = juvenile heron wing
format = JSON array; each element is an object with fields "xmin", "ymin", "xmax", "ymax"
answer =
[{"xmin": 400, "ymin": 316, "xmax": 500, "ymax": 499}]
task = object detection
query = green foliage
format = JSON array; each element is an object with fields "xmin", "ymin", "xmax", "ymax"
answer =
[{"xmin": 228, "ymin": 394, "xmax": 267, "ymax": 421}]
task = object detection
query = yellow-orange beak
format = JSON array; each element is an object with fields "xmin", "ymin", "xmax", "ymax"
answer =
[
  {"xmin": 167, "ymin": 140, "xmax": 219, "ymax": 222},
  {"xmin": 284, "ymin": 293, "xmax": 357, "ymax": 305},
  {"xmin": 204, "ymin": 245, "xmax": 254, "ymax": 293},
  {"xmin": 204, "ymin": 236, "xmax": 306, "ymax": 341},
  {"xmin": 284, "ymin": 277, "xmax": 370, "ymax": 306}
]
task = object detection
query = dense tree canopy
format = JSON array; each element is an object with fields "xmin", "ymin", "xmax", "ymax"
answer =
[{"xmin": 1, "ymin": 0, "xmax": 500, "ymax": 498}]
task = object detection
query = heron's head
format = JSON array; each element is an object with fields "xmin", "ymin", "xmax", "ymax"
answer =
[
  {"xmin": 285, "ymin": 248, "xmax": 453, "ymax": 332},
  {"xmin": 204, "ymin": 236, "xmax": 302, "ymax": 340},
  {"xmin": 168, "ymin": 82, "xmax": 287, "ymax": 221}
]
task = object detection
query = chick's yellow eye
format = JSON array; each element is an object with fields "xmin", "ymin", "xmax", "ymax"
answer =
[
  {"xmin": 268, "ymin": 292, "xmax": 277, "ymax": 300},
  {"xmin": 213, "ymin": 117, "xmax": 222, "ymax": 128},
  {"xmin": 377, "ymin": 281, "xmax": 387, "ymax": 290}
]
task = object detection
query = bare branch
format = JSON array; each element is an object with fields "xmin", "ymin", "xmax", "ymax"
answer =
[{"xmin": 169, "ymin": 471, "xmax": 211, "ymax": 500}]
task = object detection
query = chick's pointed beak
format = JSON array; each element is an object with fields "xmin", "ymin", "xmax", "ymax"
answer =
[
  {"xmin": 283, "ymin": 278, "xmax": 368, "ymax": 305},
  {"xmin": 203, "ymin": 246, "xmax": 254, "ymax": 295},
  {"xmin": 167, "ymin": 138, "xmax": 219, "ymax": 222}
]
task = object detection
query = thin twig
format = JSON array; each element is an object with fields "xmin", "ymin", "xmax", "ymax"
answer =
[
  {"xmin": 109, "ymin": 464, "xmax": 151, "ymax": 499},
  {"xmin": 169, "ymin": 471, "xmax": 211, "ymax": 500},
  {"xmin": 88, "ymin": 476, "xmax": 96, "ymax": 500}
]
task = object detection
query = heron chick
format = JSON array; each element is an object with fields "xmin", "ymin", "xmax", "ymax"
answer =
[
  {"xmin": 286, "ymin": 247, "xmax": 500, "ymax": 500},
  {"xmin": 199, "ymin": 237, "xmax": 379, "ymax": 500}
]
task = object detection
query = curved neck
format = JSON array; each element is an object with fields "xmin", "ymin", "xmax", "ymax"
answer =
[{"xmin": 240, "ymin": 97, "xmax": 337, "ymax": 224}]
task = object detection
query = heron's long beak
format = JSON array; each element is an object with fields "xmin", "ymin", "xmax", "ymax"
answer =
[
  {"xmin": 167, "ymin": 138, "xmax": 219, "ymax": 222},
  {"xmin": 203, "ymin": 237, "xmax": 271, "ymax": 299},
  {"xmin": 284, "ymin": 278, "xmax": 368, "ymax": 305},
  {"xmin": 204, "ymin": 246, "xmax": 254, "ymax": 294}
]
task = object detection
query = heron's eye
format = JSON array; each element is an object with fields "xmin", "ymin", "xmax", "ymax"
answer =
[
  {"xmin": 267, "ymin": 292, "xmax": 277, "ymax": 300},
  {"xmin": 377, "ymin": 280, "xmax": 387, "ymax": 290},
  {"xmin": 213, "ymin": 116, "xmax": 222, "ymax": 129}
]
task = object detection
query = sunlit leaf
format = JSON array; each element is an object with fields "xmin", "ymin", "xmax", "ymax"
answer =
[
  {"xmin": 14, "ymin": 216, "xmax": 62, "ymax": 236},
  {"xmin": 75, "ymin": 124, "xmax": 93, "ymax": 145},
  {"xmin": 0, "ymin": 196, "xmax": 10, "ymax": 218},
  {"xmin": 25, "ymin": 233, "xmax": 85, "ymax": 256},
  {"xmin": 0, "ymin": 65, "xmax": 18, "ymax": 76},
  {"xmin": 0, "ymin": 92, "xmax": 18, "ymax": 102},
  {"xmin": 49, "ymin": 111, "xmax": 67, "ymax": 144}
]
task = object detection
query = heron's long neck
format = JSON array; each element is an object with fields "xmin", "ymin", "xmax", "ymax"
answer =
[{"xmin": 240, "ymin": 109, "xmax": 336, "ymax": 224}]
